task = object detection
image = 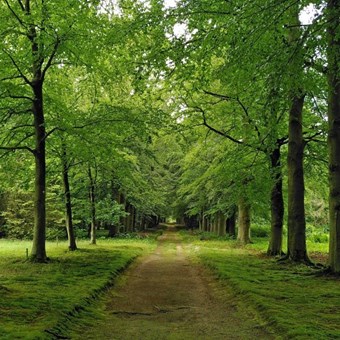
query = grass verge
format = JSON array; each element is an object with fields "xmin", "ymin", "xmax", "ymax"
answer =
[
  {"xmin": 0, "ymin": 238, "xmax": 156, "ymax": 339},
  {"xmin": 184, "ymin": 232, "xmax": 339, "ymax": 339}
]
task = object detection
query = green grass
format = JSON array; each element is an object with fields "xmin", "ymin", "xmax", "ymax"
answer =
[
  {"xmin": 183, "ymin": 232, "xmax": 339, "ymax": 339},
  {"xmin": 0, "ymin": 238, "xmax": 156, "ymax": 339}
]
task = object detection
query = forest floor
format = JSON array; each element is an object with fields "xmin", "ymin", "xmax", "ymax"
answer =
[{"xmin": 80, "ymin": 227, "xmax": 273, "ymax": 340}]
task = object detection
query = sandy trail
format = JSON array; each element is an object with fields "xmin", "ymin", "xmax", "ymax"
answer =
[{"xmin": 83, "ymin": 229, "xmax": 273, "ymax": 339}]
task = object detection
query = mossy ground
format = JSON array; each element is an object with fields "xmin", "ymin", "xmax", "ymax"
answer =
[
  {"xmin": 1, "ymin": 232, "xmax": 338, "ymax": 339},
  {"xmin": 0, "ymin": 238, "xmax": 156, "ymax": 339}
]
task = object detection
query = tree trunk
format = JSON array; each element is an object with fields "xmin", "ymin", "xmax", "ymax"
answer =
[
  {"xmin": 119, "ymin": 193, "xmax": 126, "ymax": 233},
  {"xmin": 327, "ymin": 0, "xmax": 340, "ymax": 273},
  {"xmin": 226, "ymin": 207, "xmax": 236, "ymax": 237},
  {"xmin": 217, "ymin": 211, "xmax": 226, "ymax": 237},
  {"xmin": 202, "ymin": 215, "xmax": 207, "ymax": 231},
  {"xmin": 237, "ymin": 197, "xmax": 251, "ymax": 244},
  {"xmin": 267, "ymin": 146, "xmax": 284, "ymax": 256},
  {"xmin": 88, "ymin": 167, "xmax": 96, "ymax": 245},
  {"xmin": 285, "ymin": 4, "xmax": 310, "ymax": 263},
  {"xmin": 30, "ymin": 82, "xmax": 47, "ymax": 261},
  {"xmin": 29, "ymin": 2, "xmax": 47, "ymax": 262},
  {"xmin": 287, "ymin": 95, "xmax": 309, "ymax": 262},
  {"xmin": 61, "ymin": 144, "xmax": 77, "ymax": 251}
]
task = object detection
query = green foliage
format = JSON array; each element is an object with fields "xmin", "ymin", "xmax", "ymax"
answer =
[
  {"xmin": 0, "ymin": 186, "xmax": 64, "ymax": 240},
  {"xmin": 306, "ymin": 224, "xmax": 329, "ymax": 244},
  {"xmin": 96, "ymin": 196, "xmax": 126, "ymax": 226},
  {"xmin": 250, "ymin": 224, "xmax": 271, "ymax": 238}
]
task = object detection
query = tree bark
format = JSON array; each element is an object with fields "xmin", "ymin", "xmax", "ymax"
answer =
[
  {"xmin": 226, "ymin": 206, "xmax": 236, "ymax": 237},
  {"xmin": 31, "ymin": 81, "xmax": 47, "ymax": 261},
  {"xmin": 88, "ymin": 167, "xmax": 96, "ymax": 245},
  {"xmin": 267, "ymin": 146, "xmax": 284, "ymax": 256},
  {"xmin": 237, "ymin": 197, "xmax": 251, "ymax": 244},
  {"xmin": 327, "ymin": 0, "xmax": 340, "ymax": 273},
  {"xmin": 287, "ymin": 95, "xmax": 309, "ymax": 262},
  {"xmin": 30, "ymin": 17, "xmax": 46, "ymax": 261},
  {"xmin": 285, "ymin": 4, "xmax": 310, "ymax": 263},
  {"xmin": 61, "ymin": 144, "xmax": 77, "ymax": 251},
  {"xmin": 217, "ymin": 211, "xmax": 226, "ymax": 237}
]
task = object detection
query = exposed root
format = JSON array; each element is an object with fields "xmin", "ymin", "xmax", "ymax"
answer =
[
  {"xmin": 266, "ymin": 250, "xmax": 285, "ymax": 257},
  {"xmin": 277, "ymin": 255, "xmax": 315, "ymax": 267},
  {"xmin": 27, "ymin": 256, "xmax": 50, "ymax": 264},
  {"xmin": 312, "ymin": 266, "xmax": 340, "ymax": 278}
]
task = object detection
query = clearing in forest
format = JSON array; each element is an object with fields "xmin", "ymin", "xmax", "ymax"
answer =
[{"xmin": 81, "ymin": 228, "xmax": 273, "ymax": 339}]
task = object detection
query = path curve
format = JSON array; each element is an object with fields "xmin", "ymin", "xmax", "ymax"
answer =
[{"xmin": 83, "ymin": 229, "xmax": 273, "ymax": 339}]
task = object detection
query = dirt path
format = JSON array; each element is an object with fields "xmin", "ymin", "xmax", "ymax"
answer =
[{"xmin": 82, "ymin": 229, "xmax": 274, "ymax": 339}]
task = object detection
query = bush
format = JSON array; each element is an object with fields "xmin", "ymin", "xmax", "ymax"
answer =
[
  {"xmin": 46, "ymin": 226, "xmax": 67, "ymax": 240},
  {"xmin": 251, "ymin": 224, "xmax": 270, "ymax": 238},
  {"xmin": 306, "ymin": 224, "xmax": 329, "ymax": 244}
]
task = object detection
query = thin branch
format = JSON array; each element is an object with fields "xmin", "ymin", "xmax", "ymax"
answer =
[
  {"xmin": 17, "ymin": 0, "xmax": 25, "ymax": 11},
  {"xmin": 43, "ymin": 127, "xmax": 62, "ymax": 141},
  {"xmin": 203, "ymin": 89, "xmax": 261, "ymax": 139},
  {"xmin": 203, "ymin": 89, "xmax": 235, "ymax": 101},
  {"xmin": 0, "ymin": 145, "xmax": 34, "ymax": 154},
  {"xmin": 2, "ymin": 49, "xmax": 32, "ymax": 86},
  {"xmin": 194, "ymin": 105, "xmax": 245, "ymax": 145},
  {"xmin": 6, "ymin": 93, "xmax": 33, "ymax": 101},
  {"xmin": 4, "ymin": 0, "xmax": 25, "ymax": 27},
  {"xmin": 303, "ymin": 130, "xmax": 326, "ymax": 145},
  {"xmin": 41, "ymin": 38, "xmax": 61, "ymax": 81},
  {"xmin": 0, "ymin": 75, "xmax": 23, "ymax": 82},
  {"xmin": 10, "ymin": 123, "xmax": 34, "ymax": 131}
]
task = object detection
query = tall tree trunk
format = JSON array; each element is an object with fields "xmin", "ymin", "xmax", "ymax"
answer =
[
  {"xmin": 285, "ymin": 4, "xmax": 310, "ymax": 263},
  {"xmin": 327, "ymin": 0, "xmax": 340, "ymax": 273},
  {"xmin": 31, "ymin": 82, "xmax": 47, "ymax": 261},
  {"xmin": 61, "ymin": 145, "xmax": 77, "ymax": 251},
  {"xmin": 237, "ymin": 197, "xmax": 251, "ymax": 244},
  {"xmin": 88, "ymin": 167, "xmax": 96, "ymax": 245},
  {"xmin": 287, "ymin": 95, "xmax": 309, "ymax": 261},
  {"xmin": 267, "ymin": 146, "xmax": 284, "ymax": 256}
]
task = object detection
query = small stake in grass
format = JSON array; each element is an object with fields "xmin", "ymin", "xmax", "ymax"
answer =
[{"xmin": 26, "ymin": 248, "xmax": 28, "ymax": 260}]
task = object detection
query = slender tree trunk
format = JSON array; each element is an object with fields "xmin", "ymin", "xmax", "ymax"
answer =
[
  {"xmin": 31, "ymin": 82, "xmax": 47, "ymax": 261},
  {"xmin": 202, "ymin": 215, "xmax": 207, "ymax": 231},
  {"xmin": 327, "ymin": 0, "xmax": 340, "ymax": 273},
  {"xmin": 267, "ymin": 146, "xmax": 284, "ymax": 256},
  {"xmin": 88, "ymin": 167, "xmax": 96, "ymax": 245},
  {"xmin": 237, "ymin": 197, "xmax": 251, "ymax": 244},
  {"xmin": 217, "ymin": 211, "xmax": 226, "ymax": 237},
  {"xmin": 226, "ymin": 207, "xmax": 236, "ymax": 237},
  {"xmin": 61, "ymin": 144, "xmax": 77, "ymax": 251},
  {"xmin": 213, "ymin": 214, "xmax": 218, "ymax": 234},
  {"xmin": 28, "ymin": 1, "xmax": 47, "ymax": 262}
]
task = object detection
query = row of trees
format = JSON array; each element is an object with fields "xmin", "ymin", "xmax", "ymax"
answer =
[
  {"xmin": 0, "ymin": 1, "xmax": 339, "ymax": 275},
  {"xmin": 140, "ymin": 0, "xmax": 339, "ymax": 273},
  {"xmin": 0, "ymin": 0, "xmax": 171, "ymax": 260}
]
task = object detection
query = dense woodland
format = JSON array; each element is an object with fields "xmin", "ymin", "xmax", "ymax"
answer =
[{"xmin": 0, "ymin": 0, "xmax": 339, "ymax": 275}]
